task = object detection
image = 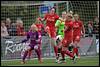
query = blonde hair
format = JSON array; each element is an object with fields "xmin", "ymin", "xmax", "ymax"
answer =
[
  {"xmin": 66, "ymin": 12, "xmax": 72, "ymax": 17},
  {"xmin": 62, "ymin": 11, "xmax": 67, "ymax": 14},
  {"xmin": 74, "ymin": 14, "xmax": 79, "ymax": 17},
  {"xmin": 69, "ymin": 11, "xmax": 73, "ymax": 14},
  {"xmin": 30, "ymin": 24, "xmax": 38, "ymax": 31},
  {"xmin": 35, "ymin": 18, "xmax": 41, "ymax": 24}
]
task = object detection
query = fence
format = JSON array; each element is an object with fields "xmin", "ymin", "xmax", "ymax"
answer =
[{"xmin": 1, "ymin": 35, "xmax": 97, "ymax": 60}]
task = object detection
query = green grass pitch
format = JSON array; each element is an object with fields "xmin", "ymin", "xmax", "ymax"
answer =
[{"xmin": 1, "ymin": 56, "xmax": 99, "ymax": 66}]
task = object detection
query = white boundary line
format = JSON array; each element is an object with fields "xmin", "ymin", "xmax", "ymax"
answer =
[{"xmin": 1, "ymin": 55, "xmax": 99, "ymax": 61}]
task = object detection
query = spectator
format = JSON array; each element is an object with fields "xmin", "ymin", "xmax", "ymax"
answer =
[
  {"xmin": 94, "ymin": 16, "xmax": 99, "ymax": 23},
  {"xmin": 10, "ymin": 22, "xmax": 17, "ymax": 36},
  {"xmin": 88, "ymin": 21, "xmax": 93, "ymax": 37},
  {"xmin": 16, "ymin": 19, "xmax": 26, "ymax": 36},
  {"xmin": 93, "ymin": 16, "xmax": 99, "ymax": 39},
  {"xmin": 1, "ymin": 20, "xmax": 9, "ymax": 37},
  {"xmin": 5, "ymin": 18, "xmax": 11, "ymax": 35}
]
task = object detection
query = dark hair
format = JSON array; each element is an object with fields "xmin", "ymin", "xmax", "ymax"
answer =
[{"xmin": 50, "ymin": 7, "xmax": 56, "ymax": 12}]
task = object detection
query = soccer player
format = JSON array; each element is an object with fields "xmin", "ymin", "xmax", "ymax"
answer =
[
  {"xmin": 35, "ymin": 17, "xmax": 44, "ymax": 57},
  {"xmin": 73, "ymin": 14, "xmax": 85, "ymax": 58},
  {"xmin": 39, "ymin": 7, "xmax": 59, "ymax": 61},
  {"xmin": 20, "ymin": 24, "xmax": 42, "ymax": 64},
  {"xmin": 55, "ymin": 11, "xmax": 66, "ymax": 62},
  {"xmin": 58, "ymin": 12, "xmax": 75, "ymax": 63},
  {"xmin": 27, "ymin": 18, "xmax": 44, "ymax": 61},
  {"xmin": 68, "ymin": 10, "xmax": 74, "ymax": 53}
]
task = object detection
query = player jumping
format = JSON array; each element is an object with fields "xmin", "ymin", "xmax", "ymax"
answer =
[
  {"xmin": 58, "ymin": 12, "xmax": 76, "ymax": 63},
  {"xmin": 39, "ymin": 7, "xmax": 59, "ymax": 61}
]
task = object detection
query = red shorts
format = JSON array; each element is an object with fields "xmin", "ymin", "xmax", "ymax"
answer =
[
  {"xmin": 73, "ymin": 35, "xmax": 81, "ymax": 43},
  {"xmin": 62, "ymin": 34, "xmax": 73, "ymax": 47},
  {"xmin": 46, "ymin": 26, "xmax": 56, "ymax": 38}
]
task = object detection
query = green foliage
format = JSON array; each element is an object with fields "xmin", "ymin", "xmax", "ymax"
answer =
[
  {"xmin": 1, "ymin": 5, "xmax": 39, "ymax": 31},
  {"xmin": 1, "ymin": 1, "xmax": 98, "ymax": 32}
]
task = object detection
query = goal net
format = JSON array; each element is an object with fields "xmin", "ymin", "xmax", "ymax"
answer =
[{"xmin": 1, "ymin": 1, "xmax": 99, "ymax": 60}]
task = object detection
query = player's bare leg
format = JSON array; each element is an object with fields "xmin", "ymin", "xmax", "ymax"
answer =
[
  {"xmin": 56, "ymin": 40, "xmax": 66, "ymax": 63},
  {"xmin": 60, "ymin": 47, "xmax": 66, "ymax": 63},
  {"xmin": 56, "ymin": 37, "xmax": 63, "ymax": 63},
  {"xmin": 47, "ymin": 28, "xmax": 58, "ymax": 62},
  {"xmin": 50, "ymin": 37, "xmax": 58, "ymax": 62}
]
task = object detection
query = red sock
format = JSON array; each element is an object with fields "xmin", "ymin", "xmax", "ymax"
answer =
[
  {"xmin": 61, "ymin": 51, "xmax": 65, "ymax": 59},
  {"xmin": 65, "ymin": 50, "xmax": 74, "ymax": 58},
  {"xmin": 54, "ymin": 46, "xmax": 58, "ymax": 57},
  {"xmin": 73, "ymin": 47, "xmax": 78, "ymax": 56},
  {"xmin": 76, "ymin": 48, "xmax": 79, "ymax": 56}
]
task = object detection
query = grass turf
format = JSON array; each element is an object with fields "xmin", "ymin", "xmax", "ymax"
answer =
[{"xmin": 1, "ymin": 56, "xmax": 99, "ymax": 66}]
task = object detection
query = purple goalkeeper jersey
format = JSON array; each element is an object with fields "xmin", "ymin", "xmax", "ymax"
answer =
[{"xmin": 22, "ymin": 31, "xmax": 39, "ymax": 46}]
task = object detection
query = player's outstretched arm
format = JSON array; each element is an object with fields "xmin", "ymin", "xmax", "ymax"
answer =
[
  {"xmin": 21, "ymin": 33, "xmax": 30, "ymax": 43},
  {"xmin": 82, "ymin": 23, "xmax": 85, "ymax": 37},
  {"xmin": 37, "ymin": 16, "xmax": 45, "ymax": 22},
  {"xmin": 55, "ymin": 19, "xmax": 61, "ymax": 33}
]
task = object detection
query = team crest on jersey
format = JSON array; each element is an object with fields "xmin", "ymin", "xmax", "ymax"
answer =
[{"xmin": 74, "ymin": 23, "xmax": 79, "ymax": 28}]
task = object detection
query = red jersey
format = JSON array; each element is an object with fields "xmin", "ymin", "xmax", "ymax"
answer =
[
  {"xmin": 61, "ymin": 20, "xmax": 73, "ymax": 47},
  {"xmin": 64, "ymin": 20, "xmax": 73, "ymax": 36},
  {"xmin": 35, "ymin": 23, "xmax": 44, "ymax": 32},
  {"xmin": 73, "ymin": 20, "xmax": 83, "ymax": 36},
  {"xmin": 44, "ymin": 13, "xmax": 59, "ymax": 29}
]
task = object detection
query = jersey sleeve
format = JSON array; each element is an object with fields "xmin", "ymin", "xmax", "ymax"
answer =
[
  {"xmin": 80, "ymin": 21, "xmax": 83, "ymax": 27},
  {"xmin": 81, "ymin": 21, "xmax": 85, "ymax": 34},
  {"xmin": 55, "ymin": 20, "xmax": 61, "ymax": 27},
  {"xmin": 21, "ymin": 32, "xmax": 30, "ymax": 43},
  {"xmin": 55, "ymin": 14, "xmax": 59, "ymax": 20}
]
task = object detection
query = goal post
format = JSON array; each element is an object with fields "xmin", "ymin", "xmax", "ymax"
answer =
[{"xmin": 97, "ymin": 1, "xmax": 99, "ymax": 18}]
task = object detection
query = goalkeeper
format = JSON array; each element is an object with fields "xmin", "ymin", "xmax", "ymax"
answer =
[{"xmin": 19, "ymin": 24, "xmax": 42, "ymax": 64}]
